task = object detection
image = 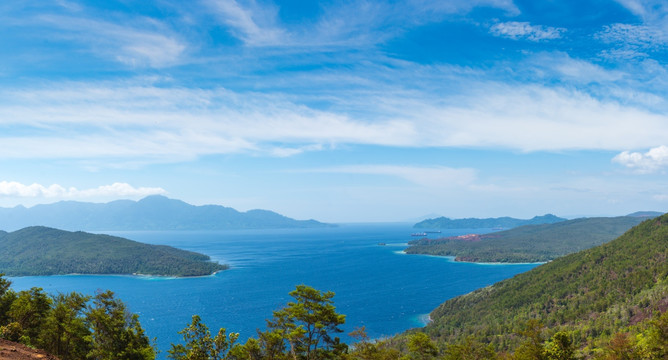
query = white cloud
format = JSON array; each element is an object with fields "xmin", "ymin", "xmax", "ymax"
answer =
[
  {"xmin": 613, "ymin": 146, "xmax": 668, "ymax": 173},
  {"xmin": 203, "ymin": 0, "xmax": 288, "ymax": 46},
  {"xmin": 597, "ymin": 23, "xmax": 666, "ymax": 49},
  {"xmin": 490, "ymin": 21, "xmax": 566, "ymax": 41},
  {"xmin": 33, "ymin": 14, "xmax": 187, "ymax": 68},
  {"xmin": 2, "ymin": 79, "xmax": 668, "ymax": 163},
  {"xmin": 0, "ymin": 181, "xmax": 166, "ymax": 199}
]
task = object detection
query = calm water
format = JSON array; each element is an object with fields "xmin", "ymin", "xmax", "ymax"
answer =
[{"xmin": 8, "ymin": 224, "xmax": 538, "ymax": 357}]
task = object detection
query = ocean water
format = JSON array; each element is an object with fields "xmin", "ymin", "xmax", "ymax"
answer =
[{"xmin": 8, "ymin": 224, "xmax": 538, "ymax": 357}]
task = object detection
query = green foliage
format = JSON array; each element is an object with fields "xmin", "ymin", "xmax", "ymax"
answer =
[
  {"xmin": 420, "ymin": 214, "xmax": 668, "ymax": 357},
  {"xmin": 0, "ymin": 226, "xmax": 228, "ymax": 276},
  {"xmin": 406, "ymin": 216, "xmax": 647, "ymax": 263},
  {"xmin": 443, "ymin": 337, "xmax": 498, "ymax": 360},
  {"xmin": 8, "ymin": 287, "xmax": 52, "ymax": 345},
  {"xmin": 345, "ymin": 327, "xmax": 401, "ymax": 360},
  {"xmin": 265, "ymin": 285, "xmax": 347, "ymax": 359},
  {"xmin": 403, "ymin": 332, "xmax": 438, "ymax": 360},
  {"xmin": 39, "ymin": 292, "xmax": 92, "ymax": 360},
  {"xmin": 168, "ymin": 315, "xmax": 239, "ymax": 360},
  {"xmin": 86, "ymin": 290, "xmax": 155, "ymax": 360}
]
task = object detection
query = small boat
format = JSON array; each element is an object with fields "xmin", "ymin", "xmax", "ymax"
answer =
[
  {"xmin": 411, "ymin": 232, "xmax": 427, "ymax": 237},
  {"xmin": 377, "ymin": 242, "xmax": 387, "ymax": 246}
]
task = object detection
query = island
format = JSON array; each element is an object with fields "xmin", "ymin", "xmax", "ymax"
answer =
[
  {"xmin": 405, "ymin": 215, "xmax": 653, "ymax": 263},
  {"xmin": 0, "ymin": 226, "xmax": 227, "ymax": 277}
]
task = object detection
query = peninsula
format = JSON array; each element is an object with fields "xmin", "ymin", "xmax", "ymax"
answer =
[
  {"xmin": 405, "ymin": 215, "xmax": 653, "ymax": 263},
  {"xmin": 0, "ymin": 226, "xmax": 227, "ymax": 276}
]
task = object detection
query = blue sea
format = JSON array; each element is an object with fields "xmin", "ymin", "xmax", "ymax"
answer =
[{"xmin": 8, "ymin": 224, "xmax": 538, "ymax": 357}]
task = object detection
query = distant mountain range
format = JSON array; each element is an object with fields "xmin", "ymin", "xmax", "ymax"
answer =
[
  {"xmin": 0, "ymin": 195, "xmax": 333, "ymax": 231},
  {"xmin": 413, "ymin": 214, "xmax": 566, "ymax": 229}
]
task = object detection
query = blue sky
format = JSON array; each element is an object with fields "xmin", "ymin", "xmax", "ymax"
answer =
[{"xmin": 0, "ymin": 0, "xmax": 667, "ymax": 222}]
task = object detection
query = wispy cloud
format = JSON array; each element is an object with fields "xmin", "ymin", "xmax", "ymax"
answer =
[
  {"xmin": 203, "ymin": 0, "xmax": 288, "ymax": 46},
  {"xmin": 490, "ymin": 21, "xmax": 566, "ymax": 41},
  {"xmin": 613, "ymin": 146, "xmax": 668, "ymax": 173},
  {"xmin": 2, "ymin": 77, "xmax": 668, "ymax": 165},
  {"xmin": 0, "ymin": 181, "xmax": 166, "ymax": 199},
  {"xmin": 36, "ymin": 15, "xmax": 188, "ymax": 68},
  {"xmin": 202, "ymin": 0, "xmax": 519, "ymax": 48}
]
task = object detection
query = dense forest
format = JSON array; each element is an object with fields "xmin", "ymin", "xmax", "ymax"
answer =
[
  {"xmin": 405, "ymin": 216, "xmax": 649, "ymax": 263},
  {"xmin": 0, "ymin": 226, "xmax": 227, "ymax": 276}
]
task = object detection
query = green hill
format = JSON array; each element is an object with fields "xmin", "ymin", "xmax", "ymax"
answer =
[
  {"xmin": 405, "ymin": 216, "xmax": 649, "ymax": 263},
  {"xmin": 419, "ymin": 214, "xmax": 668, "ymax": 357},
  {"xmin": 413, "ymin": 214, "xmax": 566, "ymax": 230},
  {"xmin": 0, "ymin": 226, "xmax": 227, "ymax": 276}
]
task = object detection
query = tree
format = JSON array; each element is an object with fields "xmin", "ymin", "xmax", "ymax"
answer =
[
  {"xmin": 7, "ymin": 287, "xmax": 52, "ymax": 345},
  {"xmin": 266, "ymin": 285, "xmax": 347, "ymax": 360},
  {"xmin": 444, "ymin": 337, "xmax": 498, "ymax": 360},
  {"xmin": 0, "ymin": 274, "xmax": 17, "ymax": 327},
  {"xmin": 403, "ymin": 332, "xmax": 438, "ymax": 360},
  {"xmin": 86, "ymin": 290, "xmax": 155, "ymax": 360},
  {"xmin": 513, "ymin": 320, "xmax": 546, "ymax": 360},
  {"xmin": 168, "ymin": 314, "xmax": 239, "ymax": 360},
  {"xmin": 544, "ymin": 332, "xmax": 575, "ymax": 360},
  {"xmin": 346, "ymin": 327, "xmax": 401, "ymax": 360},
  {"xmin": 40, "ymin": 292, "xmax": 92, "ymax": 360}
]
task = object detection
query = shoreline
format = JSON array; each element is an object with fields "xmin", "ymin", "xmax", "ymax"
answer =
[
  {"xmin": 5, "ymin": 268, "xmax": 227, "ymax": 280},
  {"xmin": 399, "ymin": 250, "xmax": 547, "ymax": 265}
]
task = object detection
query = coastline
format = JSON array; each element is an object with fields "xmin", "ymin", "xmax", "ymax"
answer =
[
  {"xmin": 5, "ymin": 268, "xmax": 227, "ymax": 280},
  {"xmin": 399, "ymin": 250, "xmax": 547, "ymax": 265}
]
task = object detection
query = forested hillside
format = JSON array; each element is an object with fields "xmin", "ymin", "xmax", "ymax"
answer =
[
  {"xmin": 406, "ymin": 216, "xmax": 648, "ymax": 263},
  {"xmin": 0, "ymin": 226, "xmax": 227, "ymax": 276},
  {"xmin": 418, "ymin": 214, "xmax": 668, "ymax": 358}
]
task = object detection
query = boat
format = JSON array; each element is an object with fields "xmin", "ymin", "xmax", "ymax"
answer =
[{"xmin": 411, "ymin": 232, "xmax": 427, "ymax": 237}]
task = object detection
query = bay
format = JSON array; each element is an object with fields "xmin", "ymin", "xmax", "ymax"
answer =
[{"xmin": 8, "ymin": 223, "xmax": 538, "ymax": 357}]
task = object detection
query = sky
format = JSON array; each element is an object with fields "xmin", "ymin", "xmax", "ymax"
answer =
[{"xmin": 0, "ymin": 0, "xmax": 667, "ymax": 223}]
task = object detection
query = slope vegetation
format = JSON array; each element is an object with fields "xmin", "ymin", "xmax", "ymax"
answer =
[
  {"xmin": 422, "ymin": 214, "xmax": 668, "ymax": 356},
  {"xmin": 0, "ymin": 227, "xmax": 227, "ymax": 276},
  {"xmin": 406, "ymin": 216, "xmax": 648, "ymax": 263}
]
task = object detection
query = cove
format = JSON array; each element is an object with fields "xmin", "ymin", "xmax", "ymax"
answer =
[{"xmin": 8, "ymin": 223, "xmax": 538, "ymax": 358}]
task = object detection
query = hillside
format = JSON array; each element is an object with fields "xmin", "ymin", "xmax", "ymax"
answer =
[
  {"xmin": 0, "ymin": 227, "xmax": 227, "ymax": 276},
  {"xmin": 413, "ymin": 214, "xmax": 566, "ymax": 230},
  {"xmin": 0, "ymin": 195, "xmax": 333, "ymax": 231},
  {"xmin": 420, "ymin": 214, "xmax": 668, "ymax": 357},
  {"xmin": 405, "ymin": 216, "xmax": 648, "ymax": 263}
]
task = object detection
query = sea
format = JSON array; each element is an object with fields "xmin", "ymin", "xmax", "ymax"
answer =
[{"xmin": 7, "ymin": 223, "xmax": 539, "ymax": 358}]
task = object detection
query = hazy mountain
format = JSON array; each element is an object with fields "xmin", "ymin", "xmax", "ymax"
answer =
[
  {"xmin": 413, "ymin": 214, "xmax": 566, "ymax": 230},
  {"xmin": 0, "ymin": 195, "xmax": 333, "ymax": 231}
]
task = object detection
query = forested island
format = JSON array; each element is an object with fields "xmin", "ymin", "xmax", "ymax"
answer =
[
  {"xmin": 0, "ymin": 226, "xmax": 227, "ymax": 276},
  {"xmin": 0, "ymin": 215, "xmax": 666, "ymax": 359},
  {"xmin": 405, "ymin": 216, "xmax": 651, "ymax": 263}
]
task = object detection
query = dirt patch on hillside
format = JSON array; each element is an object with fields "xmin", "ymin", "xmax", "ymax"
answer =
[{"xmin": 0, "ymin": 339, "xmax": 59, "ymax": 360}]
